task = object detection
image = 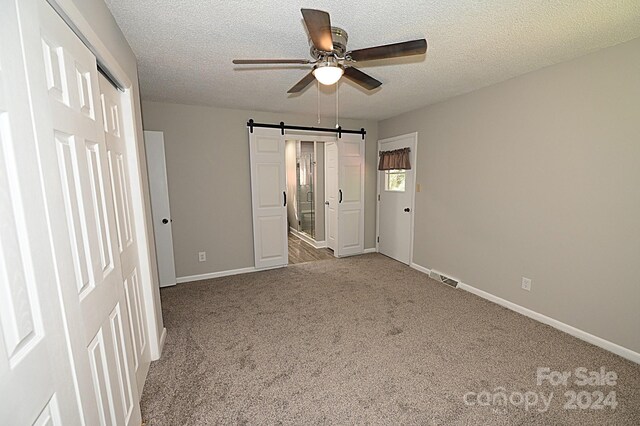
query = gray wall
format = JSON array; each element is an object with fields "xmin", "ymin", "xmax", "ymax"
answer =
[
  {"xmin": 299, "ymin": 142, "xmax": 315, "ymax": 235},
  {"xmin": 315, "ymin": 142, "xmax": 325, "ymax": 240},
  {"xmin": 379, "ymin": 37, "xmax": 640, "ymax": 353},
  {"xmin": 285, "ymin": 140, "xmax": 297, "ymax": 231},
  {"xmin": 141, "ymin": 101, "xmax": 378, "ymax": 277}
]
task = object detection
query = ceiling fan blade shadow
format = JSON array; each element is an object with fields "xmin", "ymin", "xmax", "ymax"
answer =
[
  {"xmin": 301, "ymin": 9, "xmax": 333, "ymax": 52},
  {"xmin": 287, "ymin": 71, "xmax": 316, "ymax": 93},
  {"xmin": 343, "ymin": 67, "xmax": 382, "ymax": 90},
  {"xmin": 348, "ymin": 39, "xmax": 427, "ymax": 62},
  {"xmin": 233, "ymin": 59, "xmax": 311, "ymax": 64}
]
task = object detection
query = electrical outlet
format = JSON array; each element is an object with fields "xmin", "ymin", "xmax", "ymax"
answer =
[
  {"xmin": 521, "ymin": 277, "xmax": 531, "ymax": 291},
  {"xmin": 198, "ymin": 251, "xmax": 206, "ymax": 262}
]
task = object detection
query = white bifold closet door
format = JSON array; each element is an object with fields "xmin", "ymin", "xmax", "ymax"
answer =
[
  {"xmin": 336, "ymin": 133, "xmax": 365, "ymax": 257},
  {"xmin": 0, "ymin": 0, "xmax": 82, "ymax": 423},
  {"xmin": 19, "ymin": 1, "xmax": 142, "ymax": 424},
  {"xmin": 99, "ymin": 74, "xmax": 150, "ymax": 393},
  {"xmin": 249, "ymin": 127, "xmax": 288, "ymax": 269}
]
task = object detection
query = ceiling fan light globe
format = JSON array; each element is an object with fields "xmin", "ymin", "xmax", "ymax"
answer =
[{"xmin": 313, "ymin": 66, "xmax": 343, "ymax": 85}]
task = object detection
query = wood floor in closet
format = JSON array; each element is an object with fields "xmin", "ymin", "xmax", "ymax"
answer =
[{"xmin": 288, "ymin": 233, "xmax": 335, "ymax": 264}]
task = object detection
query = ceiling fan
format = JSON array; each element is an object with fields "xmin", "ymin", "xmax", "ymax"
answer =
[{"xmin": 233, "ymin": 8, "xmax": 427, "ymax": 93}]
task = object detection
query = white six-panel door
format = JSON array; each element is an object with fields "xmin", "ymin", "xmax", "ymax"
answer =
[
  {"xmin": 337, "ymin": 134, "xmax": 365, "ymax": 257},
  {"xmin": 249, "ymin": 128, "xmax": 288, "ymax": 269},
  {"xmin": 20, "ymin": 1, "xmax": 142, "ymax": 424},
  {"xmin": 0, "ymin": 0, "xmax": 82, "ymax": 422},
  {"xmin": 144, "ymin": 130, "xmax": 177, "ymax": 287},
  {"xmin": 100, "ymin": 74, "xmax": 150, "ymax": 393}
]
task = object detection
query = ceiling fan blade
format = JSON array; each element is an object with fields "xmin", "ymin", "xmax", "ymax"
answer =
[
  {"xmin": 343, "ymin": 67, "xmax": 382, "ymax": 90},
  {"xmin": 348, "ymin": 39, "xmax": 427, "ymax": 62},
  {"xmin": 287, "ymin": 71, "xmax": 316, "ymax": 93},
  {"xmin": 233, "ymin": 59, "xmax": 311, "ymax": 64},
  {"xmin": 301, "ymin": 8, "xmax": 333, "ymax": 52}
]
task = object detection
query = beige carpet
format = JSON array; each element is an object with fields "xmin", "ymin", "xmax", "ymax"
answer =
[{"xmin": 141, "ymin": 254, "xmax": 639, "ymax": 425}]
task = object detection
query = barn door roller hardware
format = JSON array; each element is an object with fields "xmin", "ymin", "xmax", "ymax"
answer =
[{"xmin": 247, "ymin": 119, "xmax": 365, "ymax": 139}]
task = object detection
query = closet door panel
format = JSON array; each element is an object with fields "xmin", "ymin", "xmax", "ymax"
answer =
[
  {"xmin": 19, "ymin": 1, "xmax": 141, "ymax": 424},
  {"xmin": 0, "ymin": 0, "xmax": 82, "ymax": 423},
  {"xmin": 100, "ymin": 73, "xmax": 150, "ymax": 393}
]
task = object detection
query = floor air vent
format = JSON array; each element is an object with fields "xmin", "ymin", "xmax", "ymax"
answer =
[{"xmin": 429, "ymin": 270, "xmax": 459, "ymax": 288}]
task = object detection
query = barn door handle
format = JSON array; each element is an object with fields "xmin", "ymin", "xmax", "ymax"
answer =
[
  {"xmin": 404, "ymin": 208, "xmax": 411, "ymax": 212},
  {"xmin": 283, "ymin": 191, "xmax": 287, "ymax": 206},
  {"xmin": 339, "ymin": 189, "xmax": 343, "ymax": 203}
]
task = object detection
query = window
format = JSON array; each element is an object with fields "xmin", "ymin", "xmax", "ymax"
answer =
[{"xmin": 385, "ymin": 170, "xmax": 406, "ymax": 192}]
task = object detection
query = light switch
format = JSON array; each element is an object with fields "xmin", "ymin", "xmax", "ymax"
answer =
[{"xmin": 416, "ymin": 183, "xmax": 421, "ymax": 193}]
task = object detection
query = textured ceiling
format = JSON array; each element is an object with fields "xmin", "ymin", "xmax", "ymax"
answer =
[{"xmin": 105, "ymin": 0, "xmax": 640, "ymax": 121}]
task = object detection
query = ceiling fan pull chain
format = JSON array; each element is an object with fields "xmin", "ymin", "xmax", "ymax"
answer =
[
  {"xmin": 317, "ymin": 79, "xmax": 321, "ymax": 124},
  {"xmin": 335, "ymin": 82, "xmax": 339, "ymax": 128}
]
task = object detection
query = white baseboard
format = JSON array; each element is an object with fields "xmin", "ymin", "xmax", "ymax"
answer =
[
  {"xmin": 457, "ymin": 283, "xmax": 640, "ymax": 364},
  {"xmin": 176, "ymin": 266, "xmax": 258, "ymax": 284},
  {"xmin": 409, "ymin": 262, "xmax": 639, "ymax": 364},
  {"xmin": 410, "ymin": 262, "xmax": 431, "ymax": 275},
  {"xmin": 338, "ymin": 248, "xmax": 376, "ymax": 257},
  {"xmin": 289, "ymin": 227, "xmax": 327, "ymax": 248},
  {"xmin": 153, "ymin": 327, "xmax": 167, "ymax": 361}
]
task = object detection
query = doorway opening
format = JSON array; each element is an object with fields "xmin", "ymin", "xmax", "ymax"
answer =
[
  {"xmin": 285, "ymin": 139, "xmax": 334, "ymax": 264},
  {"xmin": 249, "ymin": 127, "xmax": 364, "ymax": 269}
]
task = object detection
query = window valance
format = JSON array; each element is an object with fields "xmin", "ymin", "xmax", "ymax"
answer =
[{"xmin": 378, "ymin": 147, "xmax": 411, "ymax": 170}]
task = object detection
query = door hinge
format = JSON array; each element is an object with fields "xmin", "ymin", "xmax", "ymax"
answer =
[
  {"xmin": 377, "ymin": 194, "xmax": 380, "ymax": 201},
  {"xmin": 377, "ymin": 236, "xmax": 379, "ymax": 243}
]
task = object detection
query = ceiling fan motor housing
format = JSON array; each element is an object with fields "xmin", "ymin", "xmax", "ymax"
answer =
[{"xmin": 310, "ymin": 27, "xmax": 348, "ymax": 59}]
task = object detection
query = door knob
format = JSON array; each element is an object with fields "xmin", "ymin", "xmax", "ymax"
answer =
[
  {"xmin": 325, "ymin": 201, "xmax": 329, "ymax": 205},
  {"xmin": 162, "ymin": 218, "xmax": 172, "ymax": 224},
  {"xmin": 404, "ymin": 208, "xmax": 411, "ymax": 212}
]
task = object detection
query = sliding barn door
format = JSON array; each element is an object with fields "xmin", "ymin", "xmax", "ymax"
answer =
[
  {"xmin": 0, "ymin": 0, "xmax": 82, "ymax": 422},
  {"xmin": 100, "ymin": 74, "xmax": 150, "ymax": 392},
  {"xmin": 249, "ymin": 127, "xmax": 288, "ymax": 269},
  {"xmin": 336, "ymin": 134, "xmax": 365, "ymax": 257},
  {"xmin": 20, "ymin": 1, "xmax": 141, "ymax": 424}
]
